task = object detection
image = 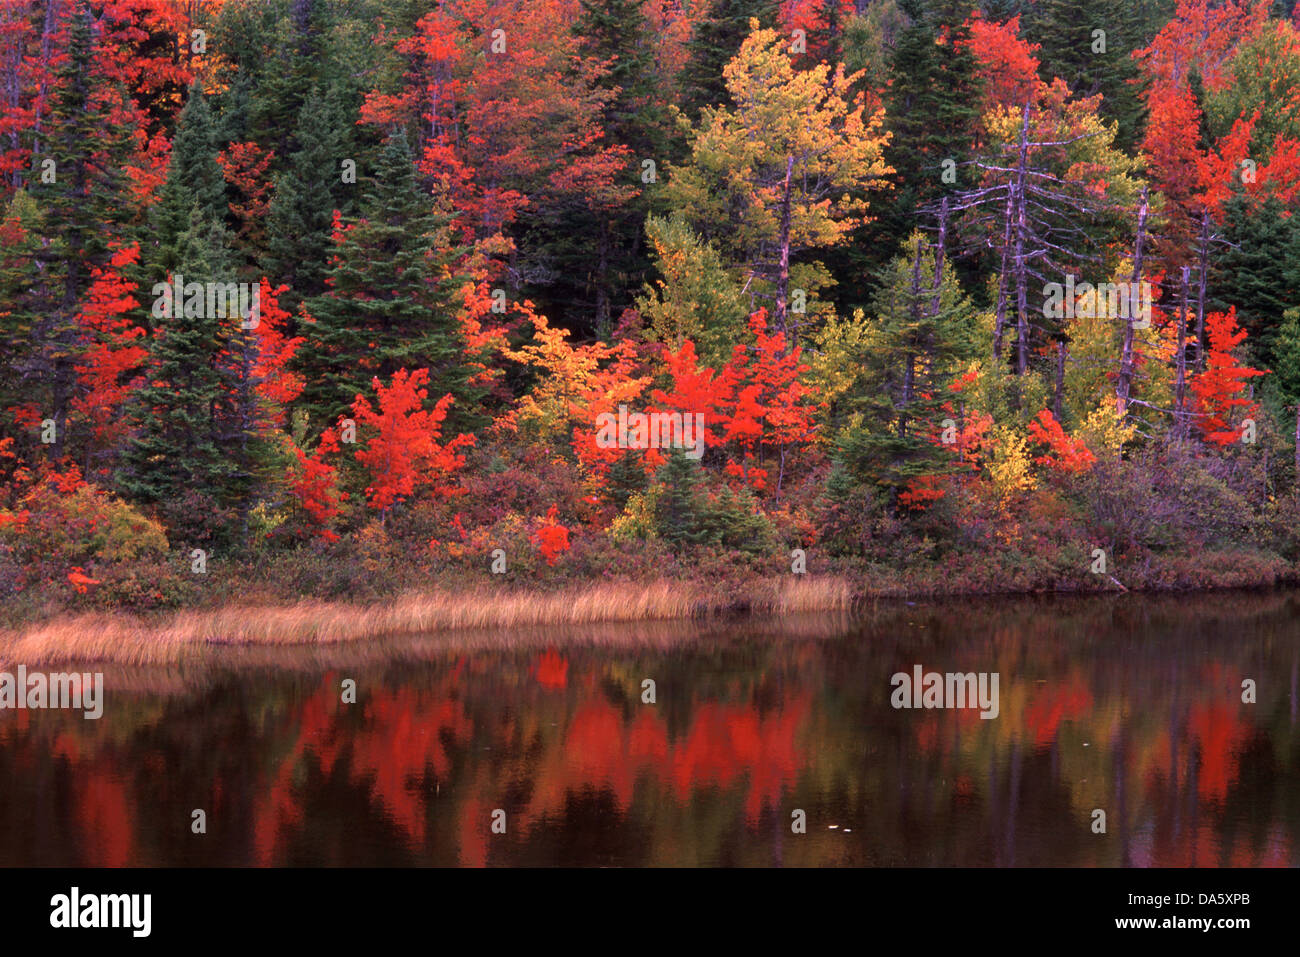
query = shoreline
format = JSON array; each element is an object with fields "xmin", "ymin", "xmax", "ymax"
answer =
[{"xmin": 2, "ymin": 560, "xmax": 1297, "ymax": 667}]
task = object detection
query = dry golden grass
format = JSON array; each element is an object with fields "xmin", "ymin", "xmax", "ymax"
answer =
[{"xmin": 0, "ymin": 576, "xmax": 858, "ymax": 667}]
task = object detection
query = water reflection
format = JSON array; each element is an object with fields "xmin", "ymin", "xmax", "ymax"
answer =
[{"xmin": 0, "ymin": 592, "xmax": 1296, "ymax": 866}]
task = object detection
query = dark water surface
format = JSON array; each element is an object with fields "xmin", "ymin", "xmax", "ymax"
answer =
[{"xmin": 3, "ymin": 590, "xmax": 1298, "ymax": 866}]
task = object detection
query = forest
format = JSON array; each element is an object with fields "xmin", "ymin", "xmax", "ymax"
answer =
[{"xmin": 3, "ymin": 0, "xmax": 1300, "ymax": 623}]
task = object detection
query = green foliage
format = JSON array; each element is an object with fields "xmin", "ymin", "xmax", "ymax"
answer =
[
  {"xmin": 22, "ymin": 3, "xmax": 137, "ymax": 459},
  {"xmin": 612, "ymin": 451, "xmax": 776, "ymax": 554},
  {"xmin": 832, "ymin": 232, "xmax": 977, "ymax": 493},
  {"xmin": 1206, "ymin": 21, "xmax": 1300, "ymax": 156},
  {"xmin": 150, "ymin": 83, "xmax": 227, "ymax": 274},
  {"xmin": 1273, "ymin": 307, "xmax": 1300, "ymax": 404},
  {"xmin": 296, "ymin": 130, "xmax": 483, "ymax": 433},
  {"xmin": 1022, "ymin": 0, "xmax": 1148, "ymax": 152},
  {"xmin": 1211, "ymin": 189, "xmax": 1300, "ymax": 369},
  {"xmin": 667, "ymin": 20, "xmax": 893, "ymax": 328},
  {"xmin": 117, "ymin": 212, "xmax": 257, "ymax": 546},
  {"xmin": 636, "ymin": 215, "xmax": 749, "ymax": 368},
  {"xmin": 680, "ymin": 0, "xmax": 780, "ymax": 119},
  {"xmin": 262, "ymin": 86, "xmax": 357, "ymax": 311}
]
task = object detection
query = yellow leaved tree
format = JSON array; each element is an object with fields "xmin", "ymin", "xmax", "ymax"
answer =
[{"xmin": 664, "ymin": 20, "xmax": 893, "ymax": 337}]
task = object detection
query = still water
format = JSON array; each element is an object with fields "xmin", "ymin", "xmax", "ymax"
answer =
[{"xmin": 2, "ymin": 591, "xmax": 1298, "ymax": 866}]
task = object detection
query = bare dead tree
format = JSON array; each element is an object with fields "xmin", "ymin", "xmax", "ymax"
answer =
[
  {"xmin": 1115, "ymin": 187, "xmax": 1148, "ymax": 418},
  {"xmin": 925, "ymin": 99, "xmax": 1119, "ymax": 389}
]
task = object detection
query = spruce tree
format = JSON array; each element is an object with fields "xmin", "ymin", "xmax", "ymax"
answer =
[
  {"xmin": 0, "ymin": 191, "xmax": 49, "ymax": 444},
  {"xmin": 525, "ymin": 0, "xmax": 675, "ymax": 335},
  {"xmin": 149, "ymin": 82, "xmax": 227, "ymax": 276},
  {"xmin": 832, "ymin": 0, "xmax": 982, "ymax": 312},
  {"xmin": 679, "ymin": 0, "xmax": 779, "ymax": 120},
  {"xmin": 835, "ymin": 233, "xmax": 976, "ymax": 496},
  {"xmin": 262, "ymin": 86, "xmax": 354, "ymax": 312},
  {"xmin": 1023, "ymin": 0, "xmax": 1147, "ymax": 152},
  {"xmin": 653, "ymin": 450, "xmax": 715, "ymax": 548},
  {"xmin": 1211, "ymin": 189, "xmax": 1300, "ymax": 369},
  {"xmin": 246, "ymin": 1, "xmax": 321, "ymax": 158},
  {"xmin": 118, "ymin": 212, "xmax": 255, "ymax": 545},
  {"xmin": 296, "ymin": 130, "xmax": 483, "ymax": 435},
  {"xmin": 25, "ymin": 2, "xmax": 136, "ymax": 460}
]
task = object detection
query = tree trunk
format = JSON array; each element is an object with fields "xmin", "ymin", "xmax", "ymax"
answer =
[
  {"xmin": 931, "ymin": 197, "xmax": 948, "ymax": 317},
  {"xmin": 900, "ymin": 238, "xmax": 924, "ymax": 438},
  {"xmin": 1116, "ymin": 187, "xmax": 1148, "ymax": 418},
  {"xmin": 774, "ymin": 154, "xmax": 794, "ymax": 341},
  {"xmin": 1294, "ymin": 404, "xmax": 1300, "ymax": 491},
  {"xmin": 993, "ymin": 186, "xmax": 1014, "ymax": 363},
  {"xmin": 1012, "ymin": 101, "xmax": 1031, "ymax": 377},
  {"xmin": 1053, "ymin": 338, "xmax": 1066, "ymax": 422},
  {"xmin": 1174, "ymin": 265, "xmax": 1189, "ymax": 441},
  {"xmin": 1195, "ymin": 209, "xmax": 1210, "ymax": 372}
]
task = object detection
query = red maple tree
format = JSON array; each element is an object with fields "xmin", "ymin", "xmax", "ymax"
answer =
[
  {"xmin": 350, "ymin": 368, "xmax": 476, "ymax": 515},
  {"xmin": 1190, "ymin": 308, "xmax": 1267, "ymax": 445}
]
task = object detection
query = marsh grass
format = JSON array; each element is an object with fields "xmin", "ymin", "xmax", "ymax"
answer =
[{"xmin": 0, "ymin": 576, "xmax": 856, "ymax": 667}]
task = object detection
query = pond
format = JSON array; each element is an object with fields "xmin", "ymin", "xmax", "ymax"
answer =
[{"xmin": 2, "ymin": 590, "xmax": 1297, "ymax": 866}]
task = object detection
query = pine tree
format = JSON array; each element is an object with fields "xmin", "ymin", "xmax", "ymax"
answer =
[
  {"xmin": 296, "ymin": 130, "xmax": 482, "ymax": 435},
  {"xmin": 1023, "ymin": 0, "xmax": 1147, "ymax": 152},
  {"xmin": 117, "ymin": 211, "xmax": 254, "ymax": 545},
  {"xmin": 148, "ymin": 81, "xmax": 227, "ymax": 275},
  {"xmin": 25, "ymin": 1, "xmax": 136, "ymax": 461},
  {"xmin": 680, "ymin": 0, "xmax": 780, "ymax": 120},
  {"xmin": 834, "ymin": 232, "xmax": 976, "ymax": 496},
  {"xmin": 262, "ymin": 86, "xmax": 354, "ymax": 312}
]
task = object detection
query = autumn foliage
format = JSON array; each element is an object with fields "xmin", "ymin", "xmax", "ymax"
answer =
[
  {"xmin": 349, "ymin": 369, "xmax": 475, "ymax": 515},
  {"xmin": 1191, "ymin": 308, "xmax": 1267, "ymax": 445}
]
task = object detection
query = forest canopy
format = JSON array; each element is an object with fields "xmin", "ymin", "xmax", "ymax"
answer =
[{"xmin": 2, "ymin": 0, "xmax": 1300, "ymax": 610}]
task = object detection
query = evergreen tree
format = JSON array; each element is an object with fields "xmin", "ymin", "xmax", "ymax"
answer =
[
  {"xmin": 149, "ymin": 82, "xmax": 227, "ymax": 276},
  {"xmin": 882, "ymin": 0, "xmax": 982, "ymax": 202},
  {"xmin": 296, "ymin": 130, "xmax": 483, "ymax": 435},
  {"xmin": 833, "ymin": 0, "xmax": 982, "ymax": 313},
  {"xmin": 834, "ymin": 232, "xmax": 976, "ymax": 496},
  {"xmin": 262, "ymin": 86, "xmax": 354, "ymax": 312},
  {"xmin": 25, "ymin": 1, "xmax": 136, "ymax": 460},
  {"xmin": 636, "ymin": 214, "xmax": 749, "ymax": 369},
  {"xmin": 680, "ymin": 0, "xmax": 779, "ymax": 120},
  {"xmin": 1273, "ymin": 307, "xmax": 1300, "ymax": 406},
  {"xmin": 527, "ymin": 0, "xmax": 677, "ymax": 335},
  {"xmin": 575, "ymin": 0, "xmax": 661, "ymax": 153},
  {"xmin": 1023, "ymin": 0, "xmax": 1147, "ymax": 152},
  {"xmin": 653, "ymin": 449, "xmax": 715, "ymax": 548},
  {"xmin": 118, "ymin": 212, "xmax": 255, "ymax": 545},
  {"xmin": 246, "ymin": 0, "xmax": 323, "ymax": 157},
  {"xmin": 1186, "ymin": 66, "xmax": 1216, "ymax": 154},
  {"xmin": 0, "ymin": 191, "xmax": 49, "ymax": 445},
  {"xmin": 1211, "ymin": 189, "xmax": 1300, "ymax": 369}
]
